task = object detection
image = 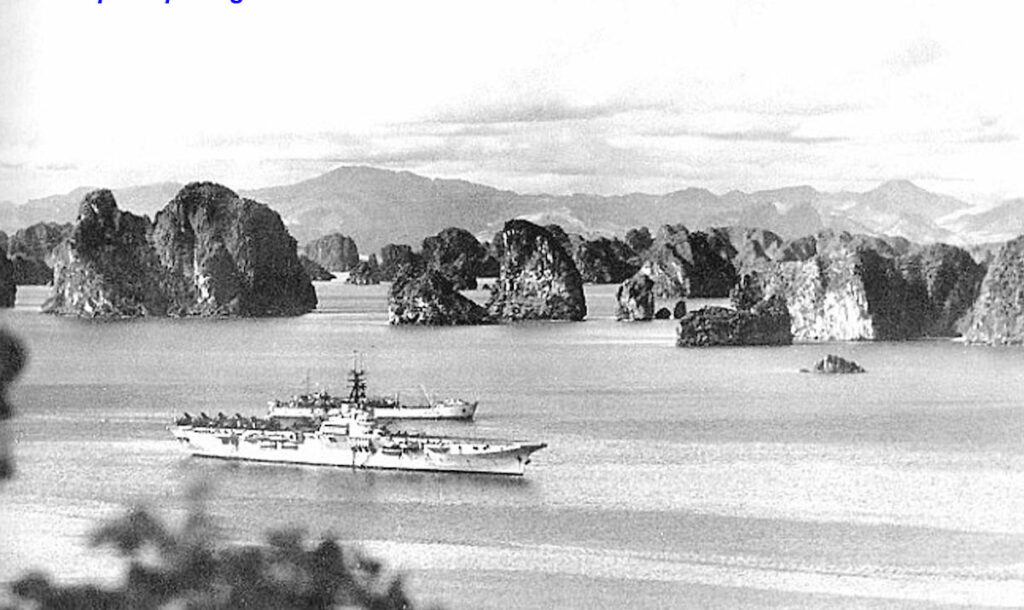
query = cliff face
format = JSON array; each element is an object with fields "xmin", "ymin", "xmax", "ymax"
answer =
[
  {"xmin": 730, "ymin": 272, "xmax": 765, "ymax": 311},
  {"xmin": 760, "ymin": 244, "xmax": 880, "ymax": 341},
  {"xmin": 44, "ymin": 190, "xmax": 171, "ymax": 317},
  {"xmin": 152, "ymin": 183, "xmax": 316, "ymax": 316},
  {"xmin": 615, "ymin": 272, "xmax": 655, "ymax": 321},
  {"xmin": 546, "ymin": 225, "xmax": 638, "ymax": 284},
  {"xmin": 899, "ymin": 243, "xmax": 985, "ymax": 337},
  {"xmin": 2, "ymin": 222, "xmax": 74, "ymax": 286},
  {"xmin": 387, "ymin": 269, "xmax": 491, "ymax": 325},
  {"xmin": 962, "ymin": 235, "xmax": 1024, "ymax": 344},
  {"xmin": 780, "ymin": 231, "xmax": 911, "ymax": 263},
  {"xmin": 852, "ymin": 248, "xmax": 921, "ymax": 340},
  {"xmin": 378, "ymin": 244, "xmax": 423, "ymax": 282},
  {"xmin": 304, "ymin": 233, "xmax": 359, "ymax": 272},
  {"xmin": 11, "ymin": 254, "xmax": 53, "ymax": 285},
  {"xmin": 486, "ymin": 220, "xmax": 587, "ymax": 321},
  {"xmin": 676, "ymin": 296, "xmax": 792, "ymax": 347},
  {"xmin": 9, "ymin": 222, "xmax": 73, "ymax": 263},
  {"xmin": 421, "ymin": 227, "xmax": 487, "ymax": 290},
  {"xmin": 478, "ymin": 245, "xmax": 500, "ymax": 278},
  {"xmin": 759, "ymin": 233, "xmax": 983, "ymax": 341},
  {"xmin": 720, "ymin": 227, "xmax": 785, "ymax": 277},
  {"xmin": 45, "ymin": 185, "xmax": 316, "ymax": 318},
  {"xmin": 641, "ymin": 225, "xmax": 738, "ymax": 298},
  {"xmin": 571, "ymin": 236, "xmax": 638, "ymax": 284},
  {"xmin": 625, "ymin": 227, "xmax": 653, "ymax": 255}
]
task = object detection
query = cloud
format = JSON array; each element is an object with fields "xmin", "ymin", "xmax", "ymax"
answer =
[
  {"xmin": 430, "ymin": 98, "xmax": 862, "ymax": 129},
  {"xmin": 691, "ymin": 129, "xmax": 848, "ymax": 145},
  {"xmin": 722, "ymin": 101, "xmax": 864, "ymax": 118},
  {"xmin": 964, "ymin": 131, "xmax": 1018, "ymax": 144},
  {"xmin": 889, "ymin": 38, "xmax": 945, "ymax": 73},
  {"xmin": 316, "ymin": 147, "xmax": 456, "ymax": 167},
  {"xmin": 962, "ymin": 118, "xmax": 1018, "ymax": 144},
  {"xmin": 430, "ymin": 98, "xmax": 656, "ymax": 126},
  {"xmin": 887, "ymin": 117, "xmax": 1022, "ymax": 146},
  {"xmin": 36, "ymin": 162, "xmax": 77, "ymax": 172},
  {"xmin": 635, "ymin": 125, "xmax": 848, "ymax": 145}
]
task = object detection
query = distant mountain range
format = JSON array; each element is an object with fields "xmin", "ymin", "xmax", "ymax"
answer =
[{"xmin": 2, "ymin": 167, "xmax": 1020, "ymax": 251}]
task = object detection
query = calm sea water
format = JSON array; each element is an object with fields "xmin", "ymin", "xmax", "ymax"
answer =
[{"xmin": 2, "ymin": 282, "xmax": 1023, "ymax": 608}]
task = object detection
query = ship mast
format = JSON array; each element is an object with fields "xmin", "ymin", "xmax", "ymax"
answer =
[{"xmin": 347, "ymin": 352, "xmax": 367, "ymax": 404}]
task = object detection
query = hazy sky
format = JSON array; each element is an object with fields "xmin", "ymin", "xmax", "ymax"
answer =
[{"xmin": 2, "ymin": 1, "xmax": 1022, "ymax": 205}]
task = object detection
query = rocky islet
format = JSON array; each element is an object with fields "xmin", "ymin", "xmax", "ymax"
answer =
[{"xmin": 43, "ymin": 184, "xmax": 317, "ymax": 318}]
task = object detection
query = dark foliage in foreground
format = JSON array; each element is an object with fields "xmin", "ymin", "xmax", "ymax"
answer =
[
  {"xmin": 0, "ymin": 331, "xmax": 26, "ymax": 479},
  {"xmin": 5, "ymin": 486, "xmax": 426, "ymax": 610}
]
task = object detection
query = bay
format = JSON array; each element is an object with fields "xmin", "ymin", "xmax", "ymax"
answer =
[{"xmin": 1, "ymin": 282, "xmax": 1023, "ymax": 608}]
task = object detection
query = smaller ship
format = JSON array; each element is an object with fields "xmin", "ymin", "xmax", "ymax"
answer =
[
  {"xmin": 365, "ymin": 396, "xmax": 477, "ymax": 421},
  {"xmin": 268, "ymin": 362, "xmax": 477, "ymax": 422}
]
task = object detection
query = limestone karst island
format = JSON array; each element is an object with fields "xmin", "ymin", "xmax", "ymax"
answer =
[{"xmin": 0, "ymin": 167, "xmax": 1020, "ymax": 346}]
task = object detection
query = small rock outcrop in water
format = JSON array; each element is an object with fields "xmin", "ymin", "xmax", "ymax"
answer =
[
  {"xmin": 45, "ymin": 190, "xmax": 172, "ymax": 316},
  {"xmin": 486, "ymin": 220, "xmax": 587, "ymax": 321},
  {"xmin": 962, "ymin": 235, "xmax": 1024, "ymax": 344},
  {"xmin": 676, "ymin": 296, "xmax": 792, "ymax": 347},
  {"xmin": 615, "ymin": 272, "xmax": 654, "ymax": 321},
  {"xmin": 346, "ymin": 256, "xmax": 381, "ymax": 285},
  {"xmin": 654, "ymin": 307, "xmax": 671, "ymax": 320},
  {"xmin": 387, "ymin": 269, "xmax": 491, "ymax": 325},
  {"xmin": 304, "ymin": 233, "xmax": 359, "ymax": 272},
  {"xmin": 152, "ymin": 183, "xmax": 316, "ymax": 316},
  {"xmin": 803, "ymin": 354, "xmax": 865, "ymax": 374}
]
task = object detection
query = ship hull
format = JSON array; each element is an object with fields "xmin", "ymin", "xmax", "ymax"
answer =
[
  {"xmin": 373, "ymin": 401, "xmax": 477, "ymax": 421},
  {"xmin": 172, "ymin": 427, "xmax": 541, "ymax": 476}
]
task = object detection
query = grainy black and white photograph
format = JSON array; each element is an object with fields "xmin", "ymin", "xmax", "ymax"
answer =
[{"xmin": 1, "ymin": 1, "xmax": 1023, "ymax": 608}]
